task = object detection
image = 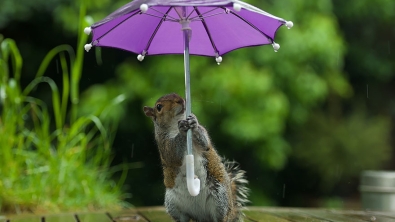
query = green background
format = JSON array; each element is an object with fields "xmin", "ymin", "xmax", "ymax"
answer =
[{"xmin": 0, "ymin": 0, "xmax": 394, "ymax": 212}]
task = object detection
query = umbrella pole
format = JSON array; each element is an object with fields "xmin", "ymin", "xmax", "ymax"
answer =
[
  {"xmin": 183, "ymin": 8, "xmax": 200, "ymax": 196},
  {"xmin": 184, "ymin": 29, "xmax": 193, "ymax": 157}
]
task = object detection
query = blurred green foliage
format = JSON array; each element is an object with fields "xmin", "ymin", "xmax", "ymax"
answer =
[
  {"xmin": 0, "ymin": 0, "xmax": 394, "ymax": 210},
  {"xmin": 0, "ymin": 14, "xmax": 130, "ymax": 212},
  {"xmin": 292, "ymin": 110, "xmax": 391, "ymax": 189}
]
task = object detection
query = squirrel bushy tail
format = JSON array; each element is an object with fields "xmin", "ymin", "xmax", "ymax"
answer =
[{"xmin": 223, "ymin": 160, "xmax": 249, "ymax": 207}]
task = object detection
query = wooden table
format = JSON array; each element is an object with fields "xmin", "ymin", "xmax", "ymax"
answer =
[{"xmin": 1, "ymin": 207, "xmax": 395, "ymax": 221}]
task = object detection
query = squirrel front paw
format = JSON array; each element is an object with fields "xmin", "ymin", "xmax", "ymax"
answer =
[
  {"xmin": 178, "ymin": 114, "xmax": 198, "ymax": 134},
  {"xmin": 187, "ymin": 114, "xmax": 198, "ymax": 129},
  {"xmin": 178, "ymin": 119, "xmax": 189, "ymax": 134}
]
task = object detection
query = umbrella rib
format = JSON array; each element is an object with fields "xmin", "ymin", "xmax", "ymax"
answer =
[
  {"xmin": 194, "ymin": 7, "xmax": 219, "ymax": 55},
  {"xmin": 143, "ymin": 7, "xmax": 174, "ymax": 54},
  {"xmin": 190, "ymin": 12, "xmax": 226, "ymax": 21},
  {"xmin": 95, "ymin": 11, "xmax": 141, "ymax": 42},
  {"xmin": 224, "ymin": 8, "xmax": 273, "ymax": 43},
  {"xmin": 188, "ymin": 7, "xmax": 221, "ymax": 20},
  {"xmin": 149, "ymin": 7, "xmax": 179, "ymax": 21},
  {"xmin": 186, "ymin": 7, "xmax": 197, "ymax": 19},
  {"xmin": 144, "ymin": 13, "xmax": 178, "ymax": 22}
]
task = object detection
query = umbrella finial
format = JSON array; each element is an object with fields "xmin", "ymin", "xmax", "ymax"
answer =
[
  {"xmin": 137, "ymin": 54, "xmax": 145, "ymax": 61},
  {"xmin": 216, "ymin": 56, "xmax": 222, "ymax": 65},
  {"xmin": 285, "ymin": 21, "xmax": 294, "ymax": 29},
  {"xmin": 84, "ymin": 44, "xmax": 92, "ymax": 52},
  {"xmin": 84, "ymin": 27, "xmax": 92, "ymax": 35},
  {"xmin": 272, "ymin": 42, "xmax": 280, "ymax": 52},
  {"xmin": 137, "ymin": 50, "xmax": 147, "ymax": 61},
  {"xmin": 140, "ymin": 4, "xmax": 149, "ymax": 13},
  {"xmin": 233, "ymin": 3, "xmax": 242, "ymax": 12}
]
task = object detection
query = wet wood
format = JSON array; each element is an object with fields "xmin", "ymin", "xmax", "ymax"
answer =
[
  {"xmin": 2, "ymin": 207, "xmax": 395, "ymax": 221},
  {"xmin": 137, "ymin": 207, "xmax": 173, "ymax": 222}
]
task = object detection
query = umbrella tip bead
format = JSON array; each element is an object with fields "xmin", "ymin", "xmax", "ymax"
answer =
[
  {"xmin": 84, "ymin": 27, "xmax": 92, "ymax": 35},
  {"xmin": 137, "ymin": 54, "xmax": 145, "ymax": 61},
  {"xmin": 84, "ymin": 44, "xmax": 92, "ymax": 52},
  {"xmin": 216, "ymin": 56, "xmax": 222, "ymax": 65},
  {"xmin": 140, "ymin": 4, "xmax": 149, "ymax": 13},
  {"xmin": 285, "ymin": 21, "xmax": 293, "ymax": 29},
  {"xmin": 233, "ymin": 3, "xmax": 242, "ymax": 11},
  {"xmin": 272, "ymin": 42, "xmax": 280, "ymax": 52}
]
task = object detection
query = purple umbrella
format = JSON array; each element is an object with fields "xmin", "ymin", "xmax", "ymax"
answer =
[{"xmin": 84, "ymin": 0, "xmax": 293, "ymax": 196}]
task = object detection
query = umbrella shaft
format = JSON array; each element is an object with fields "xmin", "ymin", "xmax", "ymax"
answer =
[{"xmin": 183, "ymin": 19, "xmax": 193, "ymax": 156}]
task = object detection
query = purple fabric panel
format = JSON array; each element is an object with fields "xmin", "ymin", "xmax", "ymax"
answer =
[
  {"xmin": 235, "ymin": 9, "xmax": 282, "ymax": 40},
  {"xmin": 148, "ymin": 6, "xmax": 217, "ymax": 56},
  {"xmin": 92, "ymin": 0, "xmax": 234, "ymax": 27},
  {"xmin": 88, "ymin": 1, "xmax": 287, "ymax": 56},
  {"xmin": 200, "ymin": 6, "xmax": 272, "ymax": 55}
]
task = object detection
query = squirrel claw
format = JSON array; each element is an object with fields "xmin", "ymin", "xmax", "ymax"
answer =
[
  {"xmin": 187, "ymin": 114, "xmax": 198, "ymax": 129},
  {"xmin": 178, "ymin": 120, "xmax": 189, "ymax": 133}
]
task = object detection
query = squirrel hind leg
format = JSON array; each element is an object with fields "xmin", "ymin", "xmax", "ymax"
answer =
[
  {"xmin": 223, "ymin": 160, "xmax": 250, "ymax": 207},
  {"xmin": 165, "ymin": 200, "xmax": 191, "ymax": 222}
]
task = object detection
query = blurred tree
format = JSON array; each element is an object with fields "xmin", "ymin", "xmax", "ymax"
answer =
[
  {"xmin": 291, "ymin": 109, "xmax": 391, "ymax": 189},
  {"xmin": 1, "ymin": 0, "xmax": 393, "ymax": 208},
  {"xmin": 279, "ymin": 0, "xmax": 395, "ymax": 206}
]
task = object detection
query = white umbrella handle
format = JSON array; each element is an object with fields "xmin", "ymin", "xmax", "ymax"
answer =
[{"xmin": 186, "ymin": 154, "xmax": 200, "ymax": 196}]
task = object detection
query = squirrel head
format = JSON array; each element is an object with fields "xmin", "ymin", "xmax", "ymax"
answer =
[{"xmin": 143, "ymin": 93, "xmax": 185, "ymax": 128}]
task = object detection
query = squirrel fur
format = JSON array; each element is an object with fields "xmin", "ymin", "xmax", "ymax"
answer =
[{"xmin": 144, "ymin": 93, "xmax": 249, "ymax": 222}]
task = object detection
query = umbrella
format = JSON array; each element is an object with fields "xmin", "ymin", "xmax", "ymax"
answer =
[{"xmin": 83, "ymin": 0, "xmax": 293, "ymax": 196}]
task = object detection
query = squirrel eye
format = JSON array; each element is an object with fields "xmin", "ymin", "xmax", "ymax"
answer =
[{"xmin": 156, "ymin": 104, "xmax": 163, "ymax": 112}]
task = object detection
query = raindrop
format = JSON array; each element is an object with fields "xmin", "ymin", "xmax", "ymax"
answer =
[
  {"xmin": 219, "ymin": 98, "xmax": 222, "ymax": 113},
  {"xmin": 282, "ymin": 184, "xmax": 286, "ymax": 198},
  {"xmin": 56, "ymin": 59, "xmax": 59, "ymax": 74},
  {"xmin": 131, "ymin": 144, "xmax": 134, "ymax": 158},
  {"xmin": 388, "ymin": 41, "xmax": 391, "ymax": 54},
  {"xmin": 95, "ymin": 47, "xmax": 103, "ymax": 66},
  {"xmin": 367, "ymin": 84, "xmax": 369, "ymax": 99},
  {"xmin": 337, "ymin": 51, "xmax": 340, "ymax": 67}
]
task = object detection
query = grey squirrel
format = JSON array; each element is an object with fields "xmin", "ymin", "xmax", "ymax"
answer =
[{"xmin": 143, "ymin": 93, "xmax": 249, "ymax": 222}]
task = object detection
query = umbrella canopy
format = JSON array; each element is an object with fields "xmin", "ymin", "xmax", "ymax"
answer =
[{"xmin": 84, "ymin": 0, "xmax": 293, "ymax": 61}]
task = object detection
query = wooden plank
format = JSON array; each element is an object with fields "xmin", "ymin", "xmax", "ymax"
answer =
[
  {"xmin": 0, "ymin": 214, "xmax": 42, "ymax": 222},
  {"xmin": 331, "ymin": 210, "xmax": 395, "ymax": 222},
  {"xmin": 376, "ymin": 212, "xmax": 395, "ymax": 219},
  {"xmin": 4, "ymin": 207, "xmax": 395, "ymax": 222},
  {"xmin": 76, "ymin": 212, "xmax": 112, "ymax": 222},
  {"xmin": 2, "ymin": 213, "xmax": 78, "ymax": 222},
  {"xmin": 107, "ymin": 209, "xmax": 148, "ymax": 222},
  {"xmin": 137, "ymin": 207, "xmax": 173, "ymax": 222},
  {"xmin": 341, "ymin": 213, "xmax": 395, "ymax": 222},
  {"xmin": 269, "ymin": 211, "xmax": 328, "ymax": 222},
  {"xmin": 302, "ymin": 210, "xmax": 370, "ymax": 222},
  {"xmin": 43, "ymin": 213, "xmax": 77, "ymax": 222},
  {"xmin": 244, "ymin": 210, "xmax": 291, "ymax": 222}
]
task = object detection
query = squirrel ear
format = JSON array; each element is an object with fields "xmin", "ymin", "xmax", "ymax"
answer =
[{"xmin": 143, "ymin": 106, "xmax": 155, "ymax": 117}]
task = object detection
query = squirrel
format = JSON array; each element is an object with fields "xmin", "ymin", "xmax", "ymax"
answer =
[{"xmin": 143, "ymin": 93, "xmax": 249, "ymax": 222}]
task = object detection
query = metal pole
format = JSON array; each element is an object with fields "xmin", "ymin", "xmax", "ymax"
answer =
[{"xmin": 183, "ymin": 10, "xmax": 193, "ymax": 156}]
